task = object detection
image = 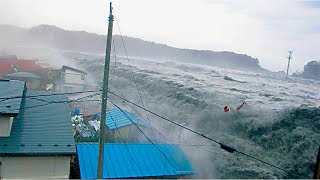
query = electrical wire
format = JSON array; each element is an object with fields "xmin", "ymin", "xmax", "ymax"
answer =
[
  {"xmin": 107, "ymin": 90, "xmax": 296, "ymax": 176},
  {"xmin": 108, "ymin": 97, "xmax": 181, "ymax": 175},
  {"xmin": 0, "ymin": 89, "xmax": 101, "ymax": 101},
  {"xmin": 4, "ymin": 85, "xmax": 301, "ymax": 177},
  {"xmin": 29, "ymin": 92, "xmax": 101, "ymax": 104},
  {"xmin": 109, "ymin": 38, "xmax": 118, "ymax": 83},
  {"xmin": 116, "ymin": 93, "xmax": 220, "ymax": 176},
  {"xmin": 106, "ymin": 107, "xmax": 144, "ymax": 175},
  {"xmin": 124, "ymin": 101, "xmax": 259, "ymax": 171},
  {"xmin": 113, "ymin": 14, "xmax": 159, "ymax": 144},
  {"xmin": 3, "ymin": 87, "xmax": 300, "ymax": 177},
  {"xmin": 107, "ymin": 85, "xmax": 169, "ymax": 175},
  {"xmin": 129, "ymin": 103, "xmax": 223, "ymax": 157},
  {"xmin": 15, "ymin": 93, "xmax": 101, "ymax": 111}
]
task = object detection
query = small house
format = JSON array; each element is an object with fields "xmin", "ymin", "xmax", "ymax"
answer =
[
  {"xmin": 0, "ymin": 58, "xmax": 49, "ymax": 89},
  {"xmin": 3, "ymin": 72, "xmax": 41, "ymax": 90},
  {"xmin": 0, "ymin": 79, "xmax": 76, "ymax": 179},
  {"xmin": 91, "ymin": 109, "xmax": 151, "ymax": 142},
  {"xmin": 54, "ymin": 65, "xmax": 87, "ymax": 92}
]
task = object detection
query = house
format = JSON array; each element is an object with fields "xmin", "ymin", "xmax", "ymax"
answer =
[
  {"xmin": 53, "ymin": 65, "xmax": 87, "ymax": 92},
  {"xmin": 0, "ymin": 79, "xmax": 76, "ymax": 179},
  {"xmin": 90, "ymin": 109, "xmax": 152, "ymax": 142},
  {"xmin": 3, "ymin": 72, "xmax": 41, "ymax": 90},
  {"xmin": 0, "ymin": 58, "xmax": 47, "ymax": 78},
  {"xmin": 76, "ymin": 143, "xmax": 194, "ymax": 179},
  {"xmin": 0, "ymin": 58, "xmax": 49, "ymax": 90}
]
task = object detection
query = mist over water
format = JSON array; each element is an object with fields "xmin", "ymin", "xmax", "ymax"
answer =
[{"xmin": 62, "ymin": 54, "xmax": 318, "ymax": 179}]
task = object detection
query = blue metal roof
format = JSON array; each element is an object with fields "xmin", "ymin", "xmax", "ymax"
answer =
[
  {"xmin": 0, "ymin": 79, "xmax": 25, "ymax": 115},
  {"xmin": 0, "ymin": 91, "xmax": 76, "ymax": 155},
  {"xmin": 97, "ymin": 109, "xmax": 149, "ymax": 130},
  {"xmin": 77, "ymin": 143, "xmax": 194, "ymax": 179}
]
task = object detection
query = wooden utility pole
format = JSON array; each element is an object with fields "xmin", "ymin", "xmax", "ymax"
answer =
[
  {"xmin": 97, "ymin": 2, "xmax": 114, "ymax": 179},
  {"xmin": 286, "ymin": 51, "xmax": 293, "ymax": 78},
  {"xmin": 313, "ymin": 146, "xmax": 320, "ymax": 179}
]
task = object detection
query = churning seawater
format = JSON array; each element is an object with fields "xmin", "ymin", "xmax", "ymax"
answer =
[{"xmin": 78, "ymin": 56, "xmax": 320, "ymax": 179}]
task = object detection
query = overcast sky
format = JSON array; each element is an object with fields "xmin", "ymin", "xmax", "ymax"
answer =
[{"xmin": 0, "ymin": 0, "xmax": 319, "ymax": 72}]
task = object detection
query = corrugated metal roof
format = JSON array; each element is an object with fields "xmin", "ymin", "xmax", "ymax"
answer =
[
  {"xmin": 4, "ymin": 72, "xmax": 41, "ymax": 79},
  {"xmin": 0, "ymin": 59, "xmax": 47, "ymax": 78},
  {"xmin": 77, "ymin": 143, "xmax": 194, "ymax": 179},
  {"xmin": 97, "ymin": 109, "xmax": 149, "ymax": 130},
  {"xmin": 0, "ymin": 91, "xmax": 76, "ymax": 155},
  {"xmin": 0, "ymin": 79, "xmax": 25, "ymax": 115}
]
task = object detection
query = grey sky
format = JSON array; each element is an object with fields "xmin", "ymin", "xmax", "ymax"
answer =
[{"xmin": 0, "ymin": 0, "xmax": 319, "ymax": 72}]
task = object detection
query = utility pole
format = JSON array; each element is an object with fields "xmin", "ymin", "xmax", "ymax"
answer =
[
  {"xmin": 313, "ymin": 146, "xmax": 320, "ymax": 179},
  {"xmin": 286, "ymin": 51, "xmax": 293, "ymax": 78},
  {"xmin": 97, "ymin": 2, "xmax": 114, "ymax": 179}
]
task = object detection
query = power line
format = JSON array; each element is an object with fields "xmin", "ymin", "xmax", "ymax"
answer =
[
  {"xmin": 15, "ymin": 93, "xmax": 101, "ymax": 111},
  {"xmin": 109, "ymin": 90, "xmax": 221, "ymax": 144},
  {"xmin": 9, "ymin": 86, "xmax": 294, "ymax": 176},
  {"xmin": 109, "ymin": 38, "xmax": 118, "ymax": 83},
  {"xmin": 29, "ymin": 92, "xmax": 101, "ymax": 104},
  {"xmin": 2, "ymin": 83, "xmax": 303, "ymax": 176},
  {"xmin": 108, "ymin": 97, "xmax": 181, "ymax": 174},
  {"xmin": 108, "ymin": 84, "xmax": 175, "ymax": 175},
  {"xmin": 121, "ymin": 101, "xmax": 170, "ymax": 176},
  {"xmin": 114, "ymin": 14, "xmax": 159, "ymax": 144},
  {"xmin": 121, "ymin": 95, "xmax": 232, "ymax": 171},
  {"xmin": 0, "ymin": 89, "xmax": 102, "ymax": 101},
  {"xmin": 109, "ymin": 85, "xmax": 160, "ymax": 145},
  {"xmin": 97, "ymin": 2, "xmax": 114, "ymax": 177},
  {"xmin": 5, "ymin": 85, "xmax": 299, "ymax": 177},
  {"xmin": 107, "ymin": 90, "xmax": 294, "ymax": 175},
  {"xmin": 0, "ymin": 85, "xmax": 298, "ymax": 174},
  {"xmin": 126, "ymin": 101, "xmax": 276, "ymax": 176},
  {"xmin": 130, "ymin": 104, "xmax": 228, "ymax": 161},
  {"xmin": 106, "ymin": 107, "xmax": 144, "ymax": 175}
]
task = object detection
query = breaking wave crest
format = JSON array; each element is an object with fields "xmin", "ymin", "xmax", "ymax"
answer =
[{"xmin": 78, "ymin": 58, "xmax": 320, "ymax": 178}]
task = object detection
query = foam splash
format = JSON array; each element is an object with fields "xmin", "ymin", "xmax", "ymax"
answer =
[{"xmin": 76, "ymin": 56, "xmax": 320, "ymax": 178}]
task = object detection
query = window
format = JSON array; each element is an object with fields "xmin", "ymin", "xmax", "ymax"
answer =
[{"xmin": 81, "ymin": 74, "xmax": 85, "ymax": 80}]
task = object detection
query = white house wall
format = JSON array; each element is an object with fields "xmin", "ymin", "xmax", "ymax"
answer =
[
  {"xmin": 0, "ymin": 117, "xmax": 13, "ymax": 137},
  {"xmin": 0, "ymin": 156, "xmax": 70, "ymax": 179},
  {"xmin": 64, "ymin": 69, "xmax": 85, "ymax": 85}
]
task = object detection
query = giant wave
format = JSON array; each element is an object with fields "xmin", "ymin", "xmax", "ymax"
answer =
[{"xmin": 77, "ymin": 56, "xmax": 320, "ymax": 178}]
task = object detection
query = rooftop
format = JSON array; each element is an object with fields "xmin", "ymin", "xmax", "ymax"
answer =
[
  {"xmin": 0, "ymin": 79, "xmax": 25, "ymax": 115},
  {"xmin": 0, "ymin": 90, "xmax": 76, "ymax": 156},
  {"xmin": 0, "ymin": 58, "xmax": 47, "ymax": 78},
  {"xmin": 61, "ymin": 65, "xmax": 87, "ymax": 74},
  {"xmin": 4, "ymin": 72, "xmax": 41, "ymax": 79},
  {"xmin": 95, "ymin": 109, "xmax": 150, "ymax": 130},
  {"xmin": 77, "ymin": 143, "xmax": 194, "ymax": 179}
]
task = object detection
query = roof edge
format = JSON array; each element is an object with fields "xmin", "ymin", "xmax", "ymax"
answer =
[
  {"xmin": 0, "ymin": 112, "xmax": 19, "ymax": 116},
  {"xmin": 0, "ymin": 152, "xmax": 76, "ymax": 157},
  {"xmin": 61, "ymin": 65, "xmax": 87, "ymax": 74}
]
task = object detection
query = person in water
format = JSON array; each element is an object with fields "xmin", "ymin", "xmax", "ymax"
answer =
[{"xmin": 224, "ymin": 101, "xmax": 246, "ymax": 112}]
